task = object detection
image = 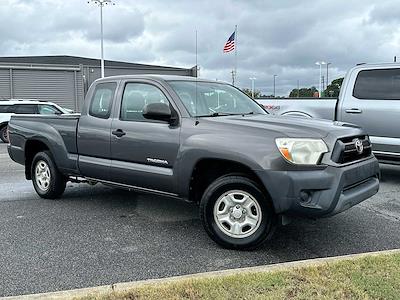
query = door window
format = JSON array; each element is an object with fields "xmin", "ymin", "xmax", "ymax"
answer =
[
  {"xmin": 14, "ymin": 104, "xmax": 37, "ymax": 114},
  {"xmin": 0, "ymin": 105, "xmax": 15, "ymax": 113},
  {"xmin": 120, "ymin": 83, "xmax": 169, "ymax": 121},
  {"xmin": 353, "ymin": 68, "xmax": 400, "ymax": 100},
  {"xmin": 38, "ymin": 104, "xmax": 62, "ymax": 115},
  {"xmin": 89, "ymin": 82, "xmax": 117, "ymax": 119}
]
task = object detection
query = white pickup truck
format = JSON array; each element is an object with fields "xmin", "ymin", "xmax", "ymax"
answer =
[{"xmin": 257, "ymin": 63, "xmax": 400, "ymax": 165}]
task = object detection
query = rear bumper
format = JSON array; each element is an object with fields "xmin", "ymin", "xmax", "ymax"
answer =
[
  {"xmin": 8, "ymin": 144, "xmax": 25, "ymax": 165},
  {"xmin": 256, "ymin": 157, "xmax": 380, "ymax": 218}
]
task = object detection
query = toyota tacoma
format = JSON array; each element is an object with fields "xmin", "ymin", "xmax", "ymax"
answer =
[{"xmin": 7, "ymin": 75, "xmax": 380, "ymax": 249}]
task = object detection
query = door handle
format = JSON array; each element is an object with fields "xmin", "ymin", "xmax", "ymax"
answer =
[
  {"xmin": 112, "ymin": 129, "xmax": 126, "ymax": 138},
  {"xmin": 345, "ymin": 108, "xmax": 362, "ymax": 114}
]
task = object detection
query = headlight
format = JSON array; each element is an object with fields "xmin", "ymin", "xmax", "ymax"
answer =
[{"xmin": 275, "ymin": 138, "xmax": 328, "ymax": 165}]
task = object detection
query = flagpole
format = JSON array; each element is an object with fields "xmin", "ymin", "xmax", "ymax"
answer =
[{"xmin": 234, "ymin": 24, "xmax": 238, "ymax": 86}]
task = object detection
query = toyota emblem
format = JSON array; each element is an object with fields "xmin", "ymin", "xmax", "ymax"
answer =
[{"xmin": 354, "ymin": 139, "xmax": 364, "ymax": 154}]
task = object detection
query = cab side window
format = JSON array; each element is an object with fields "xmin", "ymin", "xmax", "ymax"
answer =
[
  {"xmin": 89, "ymin": 82, "xmax": 117, "ymax": 119},
  {"xmin": 353, "ymin": 68, "xmax": 400, "ymax": 100},
  {"xmin": 120, "ymin": 83, "xmax": 169, "ymax": 122}
]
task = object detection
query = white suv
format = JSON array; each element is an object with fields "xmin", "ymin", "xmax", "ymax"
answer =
[{"xmin": 0, "ymin": 99, "xmax": 72, "ymax": 143}]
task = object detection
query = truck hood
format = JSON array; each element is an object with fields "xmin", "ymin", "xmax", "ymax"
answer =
[{"xmin": 203, "ymin": 114, "xmax": 361, "ymax": 139}]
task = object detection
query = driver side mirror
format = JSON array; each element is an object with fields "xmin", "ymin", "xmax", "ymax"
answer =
[{"xmin": 143, "ymin": 103, "xmax": 172, "ymax": 122}]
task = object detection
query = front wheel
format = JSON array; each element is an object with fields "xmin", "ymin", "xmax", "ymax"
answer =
[
  {"xmin": 0, "ymin": 125, "xmax": 9, "ymax": 143},
  {"xmin": 200, "ymin": 175, "xmax": 276, "ymax": 250},
  {"xmin": 31, "ymin": 151, "xmax": 66, "ymax": 199}
]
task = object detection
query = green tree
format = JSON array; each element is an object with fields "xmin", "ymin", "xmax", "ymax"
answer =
[
  {"xmin": 289, "ymin": 86, "xmax": 318, "ymax": 98},
  {"xmin": 242, "ymin": 88, "xmax": 261, "ymax": 98},
  {"xmin": 324, "ymin": 77, "xmax": 343, "ymax": 97}
]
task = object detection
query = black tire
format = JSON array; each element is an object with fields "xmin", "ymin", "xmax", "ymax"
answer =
[
  {"xmin": 31, "ymin": 151, "xmax": 66, "ymax": 199},
  {"xmin": 0, "ymin": 125, "xmax": 8, "ymax": 143},
  {"xmin": 200, "ymin": 175, "xmax": 276, "ymax": 250}
]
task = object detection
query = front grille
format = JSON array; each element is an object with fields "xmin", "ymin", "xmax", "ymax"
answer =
[{"xmin": 331, "ymin": 135, "xmax": 372, "ymax": 164}]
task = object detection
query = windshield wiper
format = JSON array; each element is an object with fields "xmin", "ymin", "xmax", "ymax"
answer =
[
  {"xmin": 196, "ymin": 112, "xmax": 236, "ymax": 117},
  {"xmin": 196, "ymin": 112, "xmax": 256, "ymax": 118}
]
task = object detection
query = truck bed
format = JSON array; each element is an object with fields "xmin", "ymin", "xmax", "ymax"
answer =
[
  {"xmin": 256, "ymin": 98, "xmax": 338, "ymax": 120},
  {"xmin": 8, "ymin": 113, "xmax": 81, "ymax": 175}
]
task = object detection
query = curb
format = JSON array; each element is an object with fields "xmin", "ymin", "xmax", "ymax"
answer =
[{"xmin": 3, "ymin": 248, "xmax": 400, "ymax": 300}]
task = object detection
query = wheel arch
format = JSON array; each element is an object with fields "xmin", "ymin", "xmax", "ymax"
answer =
[
  {"xmin": 188, "ymin": 158, "xmax": 273, "ymax": 207},
  {"xmin": 24, "ymin": 139, "xmax": 51, "ymax": 179},
  {"xmin": 281, "ymin": 111, "xmax": 313, "ymax": 118},
  {"xmin": 0, "ymin": 122, "xmax": 9, "ymax": 142}
]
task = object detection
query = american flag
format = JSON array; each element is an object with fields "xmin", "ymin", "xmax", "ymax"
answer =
[{"xmin": 223, "ymin": 31, "xmax": 235, "ymax": 53}]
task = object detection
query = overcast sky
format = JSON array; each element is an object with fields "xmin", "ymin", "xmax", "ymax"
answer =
[{"xmin": 1, "ymin": 0, "xmax": 400, "ymax": 96}]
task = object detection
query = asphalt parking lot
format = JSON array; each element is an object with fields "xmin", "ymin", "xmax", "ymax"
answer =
[{"xmin": 0, "ymin": 143, "xmax": 399, "ymax": 297}]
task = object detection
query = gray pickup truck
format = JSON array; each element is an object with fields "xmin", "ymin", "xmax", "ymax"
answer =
[
  {"xmin": 257, "ymin": 63, "xmax": 400, "ymax": 165},
  {"xmin": 7, "ymin": 75, "xmax": 380, "ymax": 249}
]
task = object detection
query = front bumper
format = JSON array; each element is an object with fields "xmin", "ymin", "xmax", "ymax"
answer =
[{"xmin": 256, "ymin": 157, "xmax": 380, "ymax": 218}]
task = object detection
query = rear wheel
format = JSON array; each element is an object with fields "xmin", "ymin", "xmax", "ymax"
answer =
[
  {"xmin": 0, "ymin": 125, "xmax": 8, "ymax": 143},
  {"xmin": 31, "ymin": 151, "xmax": 66, "ymax": 199},
  {"xmin": 200, "ymin": 175, "xmax": 276, "ymax": 250}
]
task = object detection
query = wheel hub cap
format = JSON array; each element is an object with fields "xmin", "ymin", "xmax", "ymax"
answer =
[
  {"xmin": 231, "ymin": 206, "xmax": 243, "ymax": 219},
  {"xmin": 35, "ymin": 160, "xmax": 51, "ymax": 192},
  {"xmin": 213, "ymin": 190, "xmax": 262, "ymax": 239}
]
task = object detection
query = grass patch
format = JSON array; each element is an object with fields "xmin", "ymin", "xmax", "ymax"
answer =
[{"xmin": 77, "ymin": 252, "xmax": 400, "ymax": 300}]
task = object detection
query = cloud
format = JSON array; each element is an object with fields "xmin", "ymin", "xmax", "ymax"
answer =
[
  {"xmin": 368, "ymin": 1, "xmax": 400, "ymax": 25},
  {"xmin": 0, "ymin": 0, "xmax": 399, "ymax": 96}
]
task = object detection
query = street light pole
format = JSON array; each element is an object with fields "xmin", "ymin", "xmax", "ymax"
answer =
[
  {"xmin": 89, "ymin": 0, "xmax": 115, "ymax": 78},
  {"xmin": 100, "ymin": 4, "xmax": 104, "ymax": 78},
  {"xmin": 249, "ymin": 77, "xmax": 256, "ymax": 98},
  {"xmin": 297, "ymin": 80, "xmax": 300, "ymax": 98},
  {"xmin": 273, "ymin": 74, "xmax": 277, "ymax": 97},
  {"xmin": 315, "ymin": 61, "xmax": 326, "ymax": 97},
  {"xmin": 326, "ymin": 62, "xmax": 331, "ymax": 87}
]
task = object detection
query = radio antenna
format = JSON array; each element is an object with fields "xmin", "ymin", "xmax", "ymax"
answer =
[
  {"xmin": 195, "ymin": 29, "xmax": 198, "ymax": 75},
  {"xmin": 195, "ymin": 29, "xmax": 199, "ymax": 124}
]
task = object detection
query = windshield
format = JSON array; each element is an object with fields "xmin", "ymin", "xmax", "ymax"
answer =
[
  {"xmin": 168, "ymin": 81, "xmax": 267, "ymax": 117},
  {"xmin": 54, "ymin": 104, "xmax": 72, "ymax": 114}
]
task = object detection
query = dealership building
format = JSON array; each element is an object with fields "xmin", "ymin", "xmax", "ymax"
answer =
[{"xmin": 0, "ymin": 55, "xmax": 197, "ymax": 111}]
